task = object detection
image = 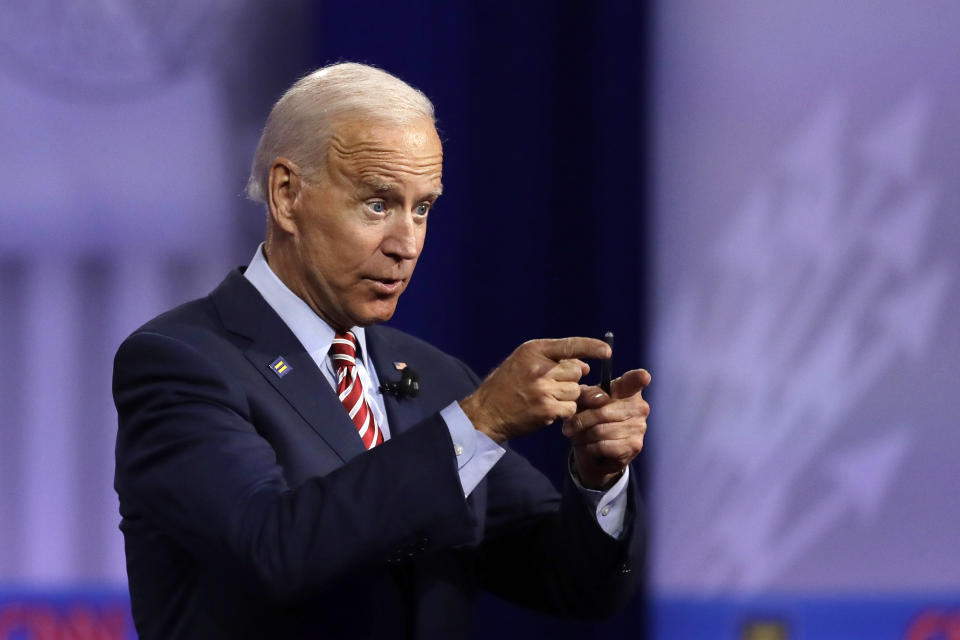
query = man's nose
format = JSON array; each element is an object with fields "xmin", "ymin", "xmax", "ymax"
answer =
[{"xmin": 381, "ymin": 212, "xmax": 420, "ymax": 260}]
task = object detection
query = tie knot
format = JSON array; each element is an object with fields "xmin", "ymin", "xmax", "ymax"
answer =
[{"xmin": 330, "ymin": 332, "xmax": 358, "ymax": 367}]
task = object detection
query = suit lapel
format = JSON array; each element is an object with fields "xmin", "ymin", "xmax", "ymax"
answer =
[
  {"xmin": 211, "ymin": 270, "xmax": 366, "ymax": 463},
  {"xmin": 365, "ymin": 326, "xmax": 428, "ymax": 437}
]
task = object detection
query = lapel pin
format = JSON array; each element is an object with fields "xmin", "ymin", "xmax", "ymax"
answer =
[
  {"xmin": 393, "ymin": 362, "xmax": 407, "ymax": 371},
  {"xmin": 269, "ymin": 356, "xmax": 292, "ymax": 378}
]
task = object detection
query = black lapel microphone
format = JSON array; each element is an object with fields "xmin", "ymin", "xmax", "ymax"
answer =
[{"xmin": 379, "ymin": 366, "xmax": 420, "ymax": 399}]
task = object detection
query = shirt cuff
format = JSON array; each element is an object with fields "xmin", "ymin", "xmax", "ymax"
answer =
[
  {"xmin": 569, "ymin": 462, "xmax": 630, "ymax": 539},
  {"xmin": 440, "ymin": 401, "xmax": 505, "ymax": 497}
]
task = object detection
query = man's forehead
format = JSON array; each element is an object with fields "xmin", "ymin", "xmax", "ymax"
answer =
[
  {"xmin": 328, "ymin": 117, "xmax": 443, "ymax": 190},
  {"xmin": 330, "ymin": 116, "xmax": 442, "ymax": 155}
]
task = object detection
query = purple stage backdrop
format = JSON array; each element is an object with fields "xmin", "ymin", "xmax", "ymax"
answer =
[
  {"xmin": 0, "ymin": 3, "xmax": 242, "ymax": 588},
  {"xmin": 0, "ymin": 3, "xmax": 276, "ymax": 638},
  {"xmin": 650, "ymin": 1, "xmax": 960, "ymax": 637}
]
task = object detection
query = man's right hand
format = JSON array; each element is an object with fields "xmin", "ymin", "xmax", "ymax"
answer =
[{"xmin": 459, "ymin": 338, "xmax": 612, "ymax": 443}]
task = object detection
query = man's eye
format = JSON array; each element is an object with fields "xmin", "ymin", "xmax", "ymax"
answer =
[
  {"xmin": 415, "ymin": 203, "xmax": 430, "ymax": 216},
  {"xmin": 368, "ymin": 201, "xmax": 385, "ymax": 213}
]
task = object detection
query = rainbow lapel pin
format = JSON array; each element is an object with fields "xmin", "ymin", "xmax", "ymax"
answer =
[{"xmin": 269, "ymin": 356, "xmax": 292, "ymax": 378}]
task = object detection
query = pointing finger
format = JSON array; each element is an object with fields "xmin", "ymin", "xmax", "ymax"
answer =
[{"xmin": 537, "ymin": 337, "xmax": 612, "ymax": 362}]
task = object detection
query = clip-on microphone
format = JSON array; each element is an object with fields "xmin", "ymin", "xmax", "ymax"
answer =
[{"xmin": 380, "ymin": 366, "xmax": 420, "ymax": 399}]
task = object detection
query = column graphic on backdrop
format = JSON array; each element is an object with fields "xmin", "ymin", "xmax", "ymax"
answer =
[
  {"xmin": 652, "ymin": 91, "xmax": 951, "ymax": 592},
  {"xmin": 0, "ymin": 4, "xmax": 237, "ymax": 586}
]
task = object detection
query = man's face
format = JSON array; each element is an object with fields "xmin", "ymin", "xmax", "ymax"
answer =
[{"xmin": 289, "ymin": 117, "xmax": 443, "ymax": 330}]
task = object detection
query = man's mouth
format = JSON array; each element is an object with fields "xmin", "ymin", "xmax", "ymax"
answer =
[{"xmin": 365, "ymin": 277, "xmax": 404, "ymax": 294}]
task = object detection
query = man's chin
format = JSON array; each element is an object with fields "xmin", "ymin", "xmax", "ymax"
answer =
[{"xmin": 351, "ymin": 299, "xmax": 400, "ymax": 327}]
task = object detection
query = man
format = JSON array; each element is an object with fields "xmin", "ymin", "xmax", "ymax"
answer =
[{"xmin": 113, "ymin": 62, "xmax": 651, "ymax": 639}]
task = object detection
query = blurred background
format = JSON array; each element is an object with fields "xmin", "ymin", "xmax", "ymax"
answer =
[{"xmin": 0, "ymin": 1, "xmax": 957, "ymax": 638}]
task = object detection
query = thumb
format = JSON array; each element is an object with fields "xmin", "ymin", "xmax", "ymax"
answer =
[
  {"xmin": 612, "ymin": 368, "xmax": 651, "ymax": 399},
  {"xmin": 576, "ymin": 384, "xmax": 610, "ymax": 410}
]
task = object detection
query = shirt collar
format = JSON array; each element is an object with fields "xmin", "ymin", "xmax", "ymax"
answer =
[{"xmin": 243, "ymin": 243, "xmax": 371, "ymax": 367}]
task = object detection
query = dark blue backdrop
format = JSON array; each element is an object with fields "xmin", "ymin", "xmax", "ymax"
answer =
[{"xmin": 266, "ymin": 1, "xmax": 652, "ymax": 637}]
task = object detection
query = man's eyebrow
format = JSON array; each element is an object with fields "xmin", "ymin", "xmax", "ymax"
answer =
[
  {"xmin": 361, "ymin": 178, "xmax": 400, "ymax": 193},
  {"xmin": 359, "ymin": 179, "xmax": 444, "ymax": 198}
]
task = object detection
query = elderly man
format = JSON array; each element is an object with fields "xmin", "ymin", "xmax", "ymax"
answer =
[{"xmin": 113, "ymin": 62, "xmax": 650, "ymax": 640}]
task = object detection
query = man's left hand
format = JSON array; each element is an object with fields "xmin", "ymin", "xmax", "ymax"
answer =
[{"xmin": 561, "ymin": 369, "xmax": 651, "ymax": 490}]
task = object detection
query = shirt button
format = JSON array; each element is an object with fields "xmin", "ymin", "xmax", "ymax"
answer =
[
  {"xmin": 601, "ymin": 506, "xmax": 611, "ymax": 516},
  {"xmin": 454, "ymin": 444, "xmax": 465, "ymax": 456}
]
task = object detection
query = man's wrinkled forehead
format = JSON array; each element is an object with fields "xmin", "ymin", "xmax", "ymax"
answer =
[
  {"xmin": 326, "ymin": 117, "xmax": 443, "ymax": 183},
  {"xmin": 329, "ymin": 117, "xmax": 441, "ymax": 158}
]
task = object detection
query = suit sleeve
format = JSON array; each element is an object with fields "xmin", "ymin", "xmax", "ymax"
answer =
[
  {"xmin": 475, "ymin": 447, "xmax": 645, "ymax": 618},
  {"xmin": 450, "ymin": 359, "xmax": 646, "ymax": 618},
  {"xmin": 114, "ymin": 330, "xmax": 476, "ymax": 604}
]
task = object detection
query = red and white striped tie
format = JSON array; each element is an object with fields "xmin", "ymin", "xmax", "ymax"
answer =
[{"xmin": 330, "ymin": 332, "xmax": 383, "ymax": 449}]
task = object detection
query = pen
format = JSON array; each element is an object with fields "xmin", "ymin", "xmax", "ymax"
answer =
[{"xmin": 600, "ymin": 331, "xmax": 614, "ymax": 394}]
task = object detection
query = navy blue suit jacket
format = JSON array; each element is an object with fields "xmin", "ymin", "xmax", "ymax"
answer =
[{"xmin": 113, "ymin": 270, "xmax": 643, "ymax": 639}]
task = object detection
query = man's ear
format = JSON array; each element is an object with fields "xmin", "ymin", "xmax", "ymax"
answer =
[{"xmin": 267, "ymin": 158, "xmax": 302, "ymax": 235}]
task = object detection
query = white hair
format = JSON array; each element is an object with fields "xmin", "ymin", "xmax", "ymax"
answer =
[{"xmin": 246, "ymin": 62, "xmax": 436, "ymax": 204}]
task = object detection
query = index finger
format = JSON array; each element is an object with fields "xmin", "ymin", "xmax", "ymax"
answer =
[{"xmin": 537, "ymin": 337, "xmax": 612, "ymax": 362}]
